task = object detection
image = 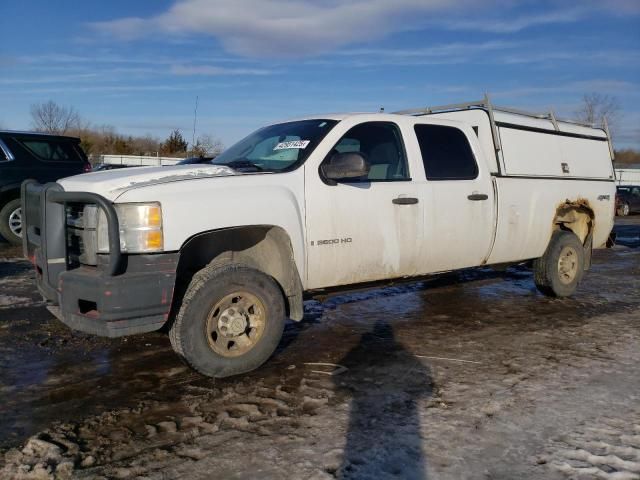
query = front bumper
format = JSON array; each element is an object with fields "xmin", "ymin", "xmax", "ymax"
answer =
[
  {"xmin": 55, "ymin": 254, "xmax": 178, "ymax": 337},
  {"xmin": 21, "ymin": 181, "xmax": 178, "ymax": 337}
]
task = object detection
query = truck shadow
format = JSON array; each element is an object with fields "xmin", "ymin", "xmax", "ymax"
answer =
[
  {"xmin": 276, "ymin": 266, "xmax": 531, "ymax": 354},
  {"xmin": 333, "ymin": 319, "xmax": 432, "ymax": 479}
]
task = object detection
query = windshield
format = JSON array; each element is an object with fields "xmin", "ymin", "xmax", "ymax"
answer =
[{"xmin": 212, "ymin": 119, "xmax": 338, "ymax": 172}]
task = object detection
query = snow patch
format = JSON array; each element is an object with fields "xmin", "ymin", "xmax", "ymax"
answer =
[{"xmin": 0, "ymin": 295, "xmax": 32, "ymax": 307}]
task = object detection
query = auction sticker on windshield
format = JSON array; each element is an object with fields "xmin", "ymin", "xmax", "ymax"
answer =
[{"xmin": 274, "ymin": 140, "xmax": 310, "ymax": 150}]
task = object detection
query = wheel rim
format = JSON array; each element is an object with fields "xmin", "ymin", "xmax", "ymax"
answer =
[
  {"xmin": 623, "ymin": 204, "xmax": 629, "ymax": 216},
  {"xmin": 8, "ymin": 207, "xmax": 22, "ymax": 238},
  {"xmin": 557, "ymin": 246, "xmax": 578, "ymax": 285},
  {"xmin": 205, "ymin": 291, "xmax": 266, "ymax": 357}
]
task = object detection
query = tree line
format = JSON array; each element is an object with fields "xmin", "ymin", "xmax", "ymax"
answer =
[
  {"xmin": 29, "ymin": 100, "xmax": 223, "ymax": 162},
  {"xmin": 27, "ymin": 96, "xmax": 640, "ymax": 166}
]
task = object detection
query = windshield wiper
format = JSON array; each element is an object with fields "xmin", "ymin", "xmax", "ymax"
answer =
[{"xmin": 223, "ymin": 159, "xmax": 264, "ymax": 172}]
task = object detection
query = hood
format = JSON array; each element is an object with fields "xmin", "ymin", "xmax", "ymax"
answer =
[{"xmin": 58, "ymin": 164, "xmax": 239, "ymax": 199}]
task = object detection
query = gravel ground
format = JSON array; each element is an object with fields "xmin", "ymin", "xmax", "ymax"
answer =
[{"xmin": 0, "ymin": 217, "xmax": 638, "ymax": 480}]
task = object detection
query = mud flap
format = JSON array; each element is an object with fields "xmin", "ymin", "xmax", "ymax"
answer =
[{"xmin": 584, "ymin": 231, "xmax": 593, "ymax": 270}]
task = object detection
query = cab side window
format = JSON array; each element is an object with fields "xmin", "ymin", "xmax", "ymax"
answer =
[
  {"xmin": 414, "ymin": 124, "xmax": 478, "ymax": 180},
  {"xmin": 328, "ymin": 122, "xmax": 409, "ymax": 181}
]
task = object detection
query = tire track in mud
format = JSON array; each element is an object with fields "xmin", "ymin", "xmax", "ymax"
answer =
[
  {"xmin": 547, "ymin": 410, "xmax": 640, "ymax": 479},
  {"xmin": 0, "ymin": 371, "xmax": 339, "ymax": 479}
]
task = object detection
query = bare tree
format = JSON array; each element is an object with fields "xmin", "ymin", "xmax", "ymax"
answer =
[
  {"xmin": 189, "ymin": 133, "xmax": 224, "ymax": 157},
  {"xmin": 30, "ymin": 100, "xmax": 81, "ymax": 134},
  {"xmin": 575, "ymin": 93, "xmax": 620, "ymax": 134}
]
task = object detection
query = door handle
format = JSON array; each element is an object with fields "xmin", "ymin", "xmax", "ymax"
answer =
[
  {"xmin": 392, "ymin": 197, "xmax": 419, "ymax": 205},
  {"xmin": 467, "ymin": 193, "xmax": 488, "ymax": 201}
]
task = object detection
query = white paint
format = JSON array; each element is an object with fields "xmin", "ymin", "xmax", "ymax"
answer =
[
  {"xmin": 59, "ymin": 164, "xmax": 237, "ymax": 199},
  {"xmin": 57, "ymin": 110, "xmax": 616, "ymax": 290},
  {"xmin": 499, "ymin": 128, "xmax": 613, "ymax": 179}
]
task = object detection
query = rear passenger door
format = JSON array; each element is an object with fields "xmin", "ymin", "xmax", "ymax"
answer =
[{"xmin": 412, "ymin": 123, "xmax": 496, "ymax": 273}]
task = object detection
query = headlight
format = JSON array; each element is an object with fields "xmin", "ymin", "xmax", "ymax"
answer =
[{"xmin": 95, "ymin": 203, "xmax": 164, "ymax": 253}]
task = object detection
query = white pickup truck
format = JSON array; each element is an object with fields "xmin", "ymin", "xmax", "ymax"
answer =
[{"xmin": 22, "ymin": 97, "xmax": 616, "ymax": 378}]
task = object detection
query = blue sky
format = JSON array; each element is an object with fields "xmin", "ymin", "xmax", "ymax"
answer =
[{"xmin": 1, "ymin": 0, "xmax": 639, "ymax": 149}]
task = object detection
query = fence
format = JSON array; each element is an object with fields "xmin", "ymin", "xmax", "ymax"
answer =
[
  {"xmin": 99, "ymin": 154, "xmax": 184, "ymax": 167},
  {"xmin": 615, "ymin": 168, "xmax": 640, "ymax": 186}
]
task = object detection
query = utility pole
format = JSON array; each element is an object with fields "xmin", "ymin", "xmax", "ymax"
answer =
[{"xmin": 192, "ymin": 95, "xmax": 199, "ymax": 148}]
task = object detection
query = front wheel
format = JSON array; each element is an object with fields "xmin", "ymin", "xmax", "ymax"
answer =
[
  {"xmin": 169, "ymin": 263, "xmax": 286, "ymax": 378},
  {"xmin": 0, "ymin": 199, "xmax": 23, "ymax": 245},
  {"xmin": 533, "ymin": 230, "xmax": 585, "ymax": 297}
]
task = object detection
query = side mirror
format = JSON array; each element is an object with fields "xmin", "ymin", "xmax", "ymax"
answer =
[{"xmin": 321, "ymin": 152, "xmax": 370, "ymax": 183}]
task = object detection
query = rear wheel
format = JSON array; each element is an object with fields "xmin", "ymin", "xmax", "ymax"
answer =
[
  {"xmin": 0, "ymin": 199, "xmax": 23, "ymax": 245},
  {"xmin": 533, "ymin": 230, "xmax": 585, "ymax": 297},
  {"xmin": 617, "ymin": 202, "xmax": 630, "ymax": 216},
  {"xmin": 169, "ymin": 263, "xmax": 285, "ymax": 378}
]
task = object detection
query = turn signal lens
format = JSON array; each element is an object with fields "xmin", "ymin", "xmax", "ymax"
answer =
[
  {"xmin": 146, "ymin": 206, "xmax": 162, "ymax": 228},
  {"xmin": 144, "ymin": 230, "xmax": 163, "ymax": 250},
  {"xmin": 96, "ymin": 203, "xmax": 164, "ymax": 253}
]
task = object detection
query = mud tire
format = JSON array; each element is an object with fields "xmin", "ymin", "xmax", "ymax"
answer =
[
  {"xmin": 0, "ymin": 198, "xmax": 22, "ymax": 245},
  {"xmin": 533, "ymin": 230, "xmax": 585, "ymax": 298},
  {"xmin": 169, "ymin": 263, "xmax": 285, "ymax": 378}
]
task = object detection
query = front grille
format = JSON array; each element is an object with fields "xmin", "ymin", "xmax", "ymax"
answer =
[{"xmin": 66, "ymin": 203, "xmax": 98, "ymax": 267}]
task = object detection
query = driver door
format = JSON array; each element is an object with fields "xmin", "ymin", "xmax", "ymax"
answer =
[{"xmin": 304, "ymin": 121, "xmax": 422, "ymax": 289}]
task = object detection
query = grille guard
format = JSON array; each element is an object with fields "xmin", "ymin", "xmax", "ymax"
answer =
[{"xmin": 21, "ymin": 181, "xmax": 123, "ymax": 292}]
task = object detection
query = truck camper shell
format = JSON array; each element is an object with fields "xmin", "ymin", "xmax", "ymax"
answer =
[{"xmin": 395, "ymin": 95, "xmax": 614, "ymax": 180}]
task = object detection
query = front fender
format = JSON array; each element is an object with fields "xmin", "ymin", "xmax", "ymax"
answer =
[{"xmin": 114, "ymin": 170, "xmax": 307, "ymax": 282}]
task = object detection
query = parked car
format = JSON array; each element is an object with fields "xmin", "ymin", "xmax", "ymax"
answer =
[
  {"xmin": 22, "ymin": 96, "xmax": 615, "ymax": 378},
  {"xmin": 615, "ymin": 185, "xmax": 640, "ymax": 216},
  {"xmin": 0, "ymin": 131, "xmax": 90, "ymax": 244},
  {"xmin": 176, "ymin": 156, "xmax": 215, "ymax": 165}
]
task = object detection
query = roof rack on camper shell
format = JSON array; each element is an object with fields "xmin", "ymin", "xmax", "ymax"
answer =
[{"xmin": 393, "ymin": 93, "xmax": 615, "ymax": 160}]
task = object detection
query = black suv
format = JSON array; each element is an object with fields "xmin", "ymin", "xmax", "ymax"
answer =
[{"xmin": 0, "ymin": 131, "xmax": 91, "ymax": 244}]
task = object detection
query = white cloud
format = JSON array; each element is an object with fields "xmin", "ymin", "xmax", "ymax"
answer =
[
  {"xmin": 170, "ymin": 65, "xmax": 272, "ymax": 76},
  {"xmin": 444, "ymin": 8, "xmax": 586, "ymax": 33},
  {"xmin": 579, "ymin": 0, "xmax": 640, "ymax": 15},
  {"xmin": 90, "ymin": 0, "xmax": 481, "ymax": 57},
  {"xmin": 0, "ymin": 73, "xmax": 99, "ymax": 85},
  {"xmin": 337, "ymin": 40, "xmax": 516, "ymax": 58},
  {"xmin": 90, "ymin": 1, "xmax": 640, "ymax": 58}
]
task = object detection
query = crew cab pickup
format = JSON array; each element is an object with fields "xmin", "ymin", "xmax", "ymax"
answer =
[{"xmin": 22, "ymin": 97, "xmax": 616, "ymax": 378}]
